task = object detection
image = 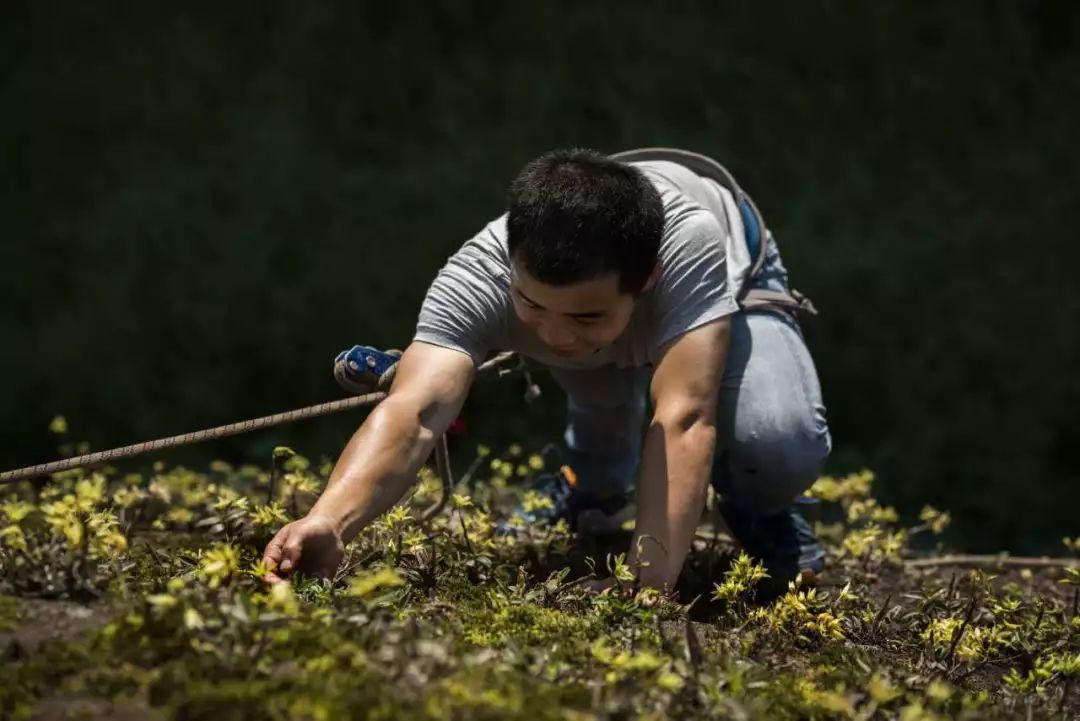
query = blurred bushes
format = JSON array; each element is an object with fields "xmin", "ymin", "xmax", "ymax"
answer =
[{"xmin": 7, "ymin": 1, "xmax": 1080, "ymax": 551}]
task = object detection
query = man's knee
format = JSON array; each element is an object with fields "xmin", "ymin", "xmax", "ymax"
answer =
[{"xmin": 717, "ymin": 421, "xmax": 832, "ymax": 516}]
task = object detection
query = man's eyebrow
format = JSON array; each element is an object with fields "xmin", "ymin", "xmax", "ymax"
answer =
[
  {"xmin": 514, "ymin": 287, "xmax": 544, "ymax": 308},
  {"xmin": 514, "ymin": 288, "xmax": 605, "ymax": 318}
]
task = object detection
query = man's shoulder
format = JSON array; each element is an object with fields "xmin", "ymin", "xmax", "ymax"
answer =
[
  {"xmin": 635, "ymin": 160, "xmax": 736, "ymax": 242},
  {"xmin": 414, "ymin": 213, "xmax": 513, "ymax": 366},
  {"xmin": 443, "ymin": 213, "xmax": 512, "ymax": 283},
  {"xmin": 632, "ymin": 159, "xmax": 704, "ymax": 195},
  {"xmin": 657, "ymin": 201, "xmax": 726, "ymax": 268},
  {"xmin": 454, "ymin": 212, "xmax": 508, "ymax": 255}
]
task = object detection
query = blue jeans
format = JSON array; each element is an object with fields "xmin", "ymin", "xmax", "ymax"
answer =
[{"xmin": 547, "ymin": 234, "xmax": 831, "ymax": 518}]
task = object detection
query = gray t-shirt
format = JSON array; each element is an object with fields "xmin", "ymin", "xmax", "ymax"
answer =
[{"xmin": 413, "ymin": 160, "xmax": 749, "ymax": 370}]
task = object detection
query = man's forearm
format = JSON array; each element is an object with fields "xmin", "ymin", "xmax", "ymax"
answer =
[
  {"xmin": 308, "ymin": 395, "xmax": 438, "ymax": 543},
  {"xmin": 627, "ymin": 418, "xmax": 716, "ymax": 591}
]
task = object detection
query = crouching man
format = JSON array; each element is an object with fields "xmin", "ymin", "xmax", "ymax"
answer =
[{"xmin": 263, "ymin": 147, "xmax": 832, "ymax": 594}]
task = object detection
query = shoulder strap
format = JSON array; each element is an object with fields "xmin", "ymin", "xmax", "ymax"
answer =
[
  {"xmin": 612, "ymin": 147, "xmax": 820, "ymax": 321},
  {"xmin": 610, "ymin": 147, "xmax": 769, "ymax": 279}
]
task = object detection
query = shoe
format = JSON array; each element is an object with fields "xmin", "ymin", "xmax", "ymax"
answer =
[
  {"xmin": 718, "ymin": 501, "xmax": 826, "ymax": 589},
  {"xmin": 496, "ymin": 466, "xmax": 636, "ymax": 537}
]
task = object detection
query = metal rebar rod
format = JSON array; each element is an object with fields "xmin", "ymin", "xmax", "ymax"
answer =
[{"xmin": 0, "ymin": 391, "xmax": 387, "ymax": 485}]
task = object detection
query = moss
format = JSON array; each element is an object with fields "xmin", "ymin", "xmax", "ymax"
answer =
[
  {"xmin": 0, "ymin": 595, "xmax": 21, "ymax": 632},
  {"xmin": 0, "ymin": 455, "xmax": 1076, "ymax": 719}
]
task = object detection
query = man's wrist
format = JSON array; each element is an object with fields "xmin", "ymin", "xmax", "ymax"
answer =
[
  {"xmin": 306, "ymin": 497, "xmax": 353, "ymax": 542},
  {"xmin": 628, "ymin": 536, "xmax": 680, "ymax": 591}
]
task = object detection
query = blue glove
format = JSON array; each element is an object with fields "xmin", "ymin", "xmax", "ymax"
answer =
[{"xmin": 333, "ymin": 345, "xmax": 402, "ymax": 394}]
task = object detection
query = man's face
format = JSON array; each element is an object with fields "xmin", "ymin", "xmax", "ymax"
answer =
[{"xmin": 510, "ymin": 260, "xmax": 654, "ymax": 360}]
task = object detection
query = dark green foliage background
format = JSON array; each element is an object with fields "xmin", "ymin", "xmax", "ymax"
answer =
[{"xmin": 7, "ymin": 2, "xmax": 1079, "ymax": 552}]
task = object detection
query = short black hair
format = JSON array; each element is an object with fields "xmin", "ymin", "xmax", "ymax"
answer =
[{"xmin": 506, "ymin": 148, "xmax": 664, "ymax": 295}]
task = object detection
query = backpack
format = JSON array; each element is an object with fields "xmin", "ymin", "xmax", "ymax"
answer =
[{"xmin": 609, "ymin": 147, "xmax": 818, "ymax": 321}]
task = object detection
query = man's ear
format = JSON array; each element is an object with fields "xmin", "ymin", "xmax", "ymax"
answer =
[{"xmin": 640, "ymin": 261, "xmax": 661, "ymax": 293}]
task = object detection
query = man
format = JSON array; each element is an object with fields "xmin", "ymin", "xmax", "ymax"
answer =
[{"xmin": 263, "ymin": 147, "xmax": 832, "ymax": 594}]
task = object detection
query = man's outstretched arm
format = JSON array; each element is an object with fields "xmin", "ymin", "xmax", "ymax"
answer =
[
  {"xmin": 262, "ymin": 341, "xmax": 475, "ymax": 583},
  {"xmin": 627, "ymin": 317, "xmax": 731, "ymax": 593}
]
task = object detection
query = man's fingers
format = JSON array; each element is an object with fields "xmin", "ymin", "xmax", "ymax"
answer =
[
  {"xmin": 262, "ymin": 525, "xmax": 291, "ymax": 583},
  {"xmin": 263, "ymin": 525, "xmax": 289, "ymax": 565},
  {"xmin": 280, "ymin": 534, "xmax": 304, "ymax": 574}
]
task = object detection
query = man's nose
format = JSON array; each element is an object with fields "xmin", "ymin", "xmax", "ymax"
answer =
[{"xmin": 537, "ymin": 320, "xmax": 576, "ymax": 347}]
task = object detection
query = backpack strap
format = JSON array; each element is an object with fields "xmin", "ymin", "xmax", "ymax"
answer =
[
  {"xmin": 611, "ymin": 146, "xmax": 819, "ymax": 320},
  {"xmin": 610, "ymin": 147, "xmax": 770, "ymax": 280}
]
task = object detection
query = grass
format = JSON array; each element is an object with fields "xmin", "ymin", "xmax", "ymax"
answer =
[{"xmin": 1, "ymin": 428, "xmax": 1078, "ymax": 720}]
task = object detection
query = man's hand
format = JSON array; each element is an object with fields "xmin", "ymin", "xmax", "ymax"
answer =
[
  {"xmin": 259, "ymin": 341, "xmax": 475, "ymax": 586},
  {"xmin": 262, "ymin": 514, "xmax": 344, "ymax": 585}
]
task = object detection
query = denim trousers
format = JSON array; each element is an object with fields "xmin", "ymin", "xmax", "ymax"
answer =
[{"xmin": 547, "ymin": 234, "xmax": 832, "ymax": 518}]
